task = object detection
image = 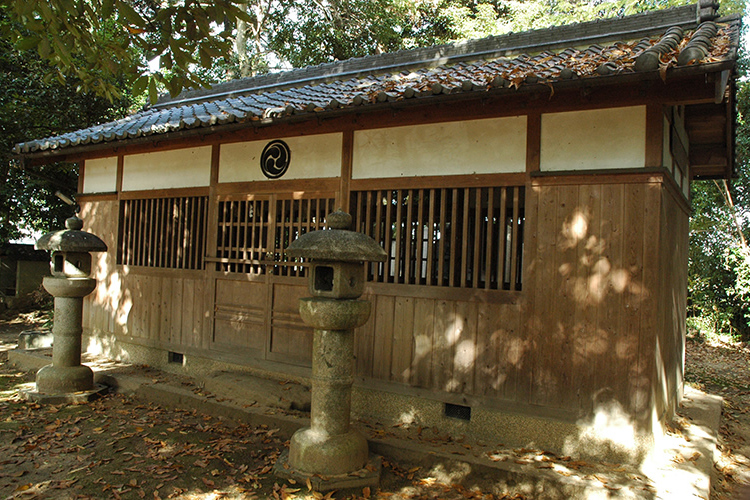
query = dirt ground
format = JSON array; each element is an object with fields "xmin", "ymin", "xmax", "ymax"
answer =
[
  {"xmin": 0, "ymin": 311, "xmax": 749, "ymax": 499},
  {"xmin": 685, "ymin": 332, "xmax": 750, "ymax": 499}
]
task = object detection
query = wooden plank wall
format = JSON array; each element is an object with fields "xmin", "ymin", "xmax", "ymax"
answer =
[
  {"xmin": 81, "ymin": 200, "xmax": 118, "ymax": 337},
  {"xmin": 115, "ymin": 271, "xmax": 209, "ymax": 348},
  {"xmin": 522, "ymin": 180, "xmax": 663, "ymax": 419},
  {"xmin": 652, "ymin": 188, "xmax": 689, "ymax": 423},
  {"xmin": 354, "ymin": 289, "xmax": 524, "ymax": 399},
  {"xmin": 82, "ymin": 200, "xmax": 211, "ymax": 351},
  {"xmin": 82, "ymin": 179, "xmax": 683, "ymax": 427}
]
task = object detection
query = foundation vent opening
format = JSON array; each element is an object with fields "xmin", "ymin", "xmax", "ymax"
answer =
[
  {"xmin": 444, "ymin": 403, "xmax": 471, "ymax": 421},
  {"xmin": 168, "ymin": 352, "xmax": 184, "ymax": 365}
]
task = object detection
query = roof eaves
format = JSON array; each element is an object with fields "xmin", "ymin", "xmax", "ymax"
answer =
[{"xmin": 153, "ymin": 4, "xmax": 703, "ymax": 110}]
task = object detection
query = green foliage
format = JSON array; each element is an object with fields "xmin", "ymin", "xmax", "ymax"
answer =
[
  {"xmin": 0, "ymin": 10, "xmax": 131, "ymax": 242},
  {"xmin": 688, "ymin": 78, "xmax": 750, "ymax": 339},
  {"xmin": 0, "ymin": 0, "xmax": 251, "ymax": 101}
]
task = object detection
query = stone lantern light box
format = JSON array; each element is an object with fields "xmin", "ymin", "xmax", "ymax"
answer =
[{"xmin": 289, "ymin": 210, "xmax": 386, "ymax": 300}]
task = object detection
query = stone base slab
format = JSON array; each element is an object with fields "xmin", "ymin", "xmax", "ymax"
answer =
[
  {"xmin": 274, "ymin": 449, "xmax": 381, "ymax": 492},
  {"xmin": 18, "ymin": 330, "xmax": 53, "ymax": 349},
  {"xmin": 22, "ymin": 383, "xmax": 109, "ymax": 404}
]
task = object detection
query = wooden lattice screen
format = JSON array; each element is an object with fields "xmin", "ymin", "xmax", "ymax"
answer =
[
  {"xmin": 350, "ymin": 186, "xmax": 524, "ymax": 290},
  {"xmin": 215, "ymin": 197, "xmax": 271, "ymax": 274},
  {"xmin": 272, "ymin": 197, "xmax": 335, "ymax": 277},
  {"xmin": 214, "ymin": 195, "xmax": 335, "ymax": 276},
  {"xmin": 118, "ymin": 196, "xmax": 208, "ymax": 270}
]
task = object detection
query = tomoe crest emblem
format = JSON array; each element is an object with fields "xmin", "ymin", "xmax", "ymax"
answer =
[{"xmin": 260, "ymin": 140, "xmax": 291, "ymax": 179}]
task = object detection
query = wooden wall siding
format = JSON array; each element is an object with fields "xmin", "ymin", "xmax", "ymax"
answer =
[
  {"xmin": 81, "ymin": 200, "xmax": 119, "ymax": 337},
  {"xmin": 82, "ymin": 196, "xmax": 210, "ymax": 348},
  {"xmin": 354, "ymin": 289, "xmax": 524, "ymax": 398},
  {"xmin": 213, "ymin": 278, "xmax": 266, "ymax": 351},
  {"xmin": 114, "ymin": 273, "xmax": 207, "ymax": 347},
  {"xmin": 119, "ymin": 196, "xmax": 208, "ymax": 270},
  {"xmin": 653, "ymin": 188, "xmax": 689, "ymax": 422},
  {"xmin": 269, "ymin": 282, "xmax": 313, "ymax": 364},
  {"xmin": 350, "ymin": 186, "xmax": 524, "ymax": 290},
  {"xmin": 523, "ymin": 181, "xmax": 665, "ymax": 417}
]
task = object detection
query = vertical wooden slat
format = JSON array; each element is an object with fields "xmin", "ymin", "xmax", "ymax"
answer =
[
  {"xmin": 374, "ymin": 191, "xmax": 383, "ymax": 282},
  {"xmin": 179, "ymin": 198, "xmax": 188, "ymax": 269},
  {"xmin": 485, "ymin": 188, "xmax": 495, "ymax": 290},
  {"xmin": 139, "ymin": 199, "xmax": 147, "ymax": 266},
  {"xmin": 182, "ymin": 198, "xmax": 191, "ymax": 269},
  {"xmin": 404, "ymin": 190, "xmax": 414, "ymax": 284},
  {"xmin": 364, "ymin": 191, "xmax": 374, "ymax": 280},
  {"xmin": 427, "ymin": 189, "xmax": 436, "ymax": 286},
  {"xmin": 498, "ymin": 188, "xmax": 507, "ymax": 289},
  {"xmin": 253, "ymin": 199, "xmax": 260, "ymax": 270},
  {"xmin": 194, "ymin": 197, "xmax": 203, "ymax": 269},
  {"xmin": 154, "ymin": 198, "xmax": 162, "ymax": 267},
  {"xmin": 384, "ymin": 191, "xmax": 393, "ymax": 282},
  {"xmin": 473, "ymin": 188, "xmax": 482, "ymax": 288},
  {"xmin": 131, "ymin": 199, "xmax": 139, "ymax": 266},
  {"xmin": 460, "ymin": 188, "xmax": 470, "ymax": 287},
  {"xmin": 394, "ymin": 190, "xmax": 403, "ymax": 283},
  {"xmin": 449, "ymin": 188, "xmax": 458, "ymax": 287},
  {"xmin": 510, "ymin": 187, "xmax": 520, "ymax": 290},
  {"xmin": 121, "ymin": 201, "xmax": 130, "ymax": 265},
  {"xmin": 145, "ymin": 199, "xmax": 153, "ymax": 266},
  {"xmin": 416, "ymin": 189, "xmax": 425, "ymax": 285},
  {"xmin": 295, "ymin": 198, "xmax": 303, "ymax": 275},
  {"xmin": 200, "ymin": 196, "xmax": 208, "ymax": 270},
  {"xmin": 168, "ymin": 198, "xmax": 176, "ymax": 269}
]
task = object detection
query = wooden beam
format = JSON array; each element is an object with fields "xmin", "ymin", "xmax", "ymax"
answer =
[
  {"xmin": 350, "ymin": 172, "xmax": 526, "ymax": 191},
  {"xmin": 339, "ymin": 129, "xmax": 354, "ymax": 211},
  {"xmin": 526, "ymin": 112, "xmax": 541, "ymax": 176},
  {"xmin": 120, "ymin": 186, "xmax": 210, "ymax": 200},
  {"xmin": 645, "ymin": 104, "xmax": 663, "ymax": 168}
]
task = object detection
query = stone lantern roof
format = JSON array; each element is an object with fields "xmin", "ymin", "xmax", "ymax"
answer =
[
  {"xmin": 35, "ymin": 216, "xmax": 108, "ymax": 253},
  {"xmin": 286, "ymin": 211, "xmax": 386, "ymax": 263}
]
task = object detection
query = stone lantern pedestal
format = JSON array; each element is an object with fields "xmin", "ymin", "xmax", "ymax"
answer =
[
  {"xmin": 274, "ymin": 210, "xmax": 386, "ymax": 491},
  {"xmin": 23, "ymin": 216, "xmax": 108, "ymax": 404}
]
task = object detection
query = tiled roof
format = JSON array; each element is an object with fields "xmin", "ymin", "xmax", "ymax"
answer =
[{"xmin": 14, "ymin": 3, "xmax": 741, "ymax": 156}]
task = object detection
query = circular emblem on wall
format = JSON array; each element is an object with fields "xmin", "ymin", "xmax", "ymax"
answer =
[{"xmin": 260, "ymin": 140, "xmax": 291, "ymax": 179}]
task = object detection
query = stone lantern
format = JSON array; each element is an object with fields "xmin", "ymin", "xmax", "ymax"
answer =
[
  {"xmin": 275, "ymin": 210, "xmax": 386, "ymax": 490},
  {"xmin": 26, "ymin": 215, "xmax": 108, "ymax": 403}
]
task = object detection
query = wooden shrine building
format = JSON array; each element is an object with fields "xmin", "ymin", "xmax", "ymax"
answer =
[{"xmin": 15, "ymin": 2, "xmax": 741, "ymax": 461}]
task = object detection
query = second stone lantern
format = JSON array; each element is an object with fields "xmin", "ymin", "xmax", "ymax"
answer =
[
  {"xmin": 277, "ymin": 210, "xmax": 386, "ymax": 490},
  {"xmin": 28, "ymin": 215, "xmax": 108, "ymax": 404}
]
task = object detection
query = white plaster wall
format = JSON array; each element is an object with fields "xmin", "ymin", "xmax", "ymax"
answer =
[
  {"xmin": 352, "ymin": 116, "xmax": 527, "ymax": 179},
  {"xmin": 82, "ymin": 156, "xmax": 118, "ymax": 193},
  {"xmin": 540, "ymin": 106, "xmax": 646, "ymax": 171},
  {"xmin": 122, "ymin": 147, "xmax": 211, "ymax": 191},
  {"xmin": 219, "ymin": 133, "xmax": 343, "ymax": 183}
]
